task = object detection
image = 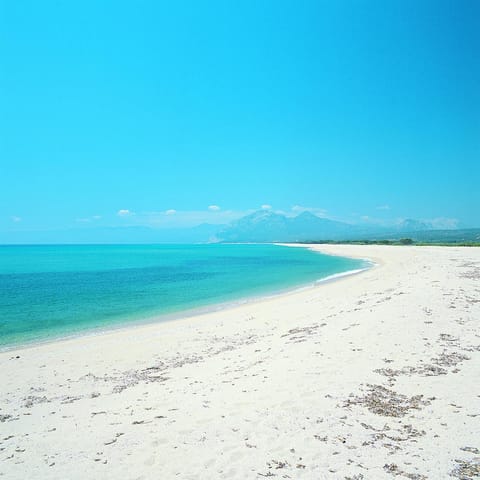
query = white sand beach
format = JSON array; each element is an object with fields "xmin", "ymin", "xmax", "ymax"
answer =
[{"xmin": 1, "ymin": 244, "xmax": 479, "ymax": 479}]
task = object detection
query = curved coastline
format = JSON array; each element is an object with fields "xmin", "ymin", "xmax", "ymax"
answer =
[
  {"xmin": 278, "ymin": 242, "xmax": 382, "ymax": 266},
  {"xmin": 0, "ymin": 244, "xmax": 374, "ymax": 353}
]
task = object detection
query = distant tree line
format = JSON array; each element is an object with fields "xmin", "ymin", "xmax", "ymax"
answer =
[{"xmin": 299, "ymin": 238, "xmax": 480, "ymax": 247}]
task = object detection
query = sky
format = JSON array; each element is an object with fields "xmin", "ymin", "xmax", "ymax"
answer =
[{"xmin": 1, "ymin": 0, "xmax": 479, "ymax": 236}]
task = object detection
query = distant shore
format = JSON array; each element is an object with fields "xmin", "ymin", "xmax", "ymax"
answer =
[{"xmin": 1, "ymin": 244, "xmax": 479, "ymax": 479}]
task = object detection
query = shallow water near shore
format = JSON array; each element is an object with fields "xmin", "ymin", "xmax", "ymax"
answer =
[{"xmin": 0, "ymin": 243, "xmax": 368, "ymax": 348}]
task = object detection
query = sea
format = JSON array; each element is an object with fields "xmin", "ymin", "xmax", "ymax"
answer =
[{"xmin": 0, "ymin": 244, "xmax": 369, "ymax": 349}]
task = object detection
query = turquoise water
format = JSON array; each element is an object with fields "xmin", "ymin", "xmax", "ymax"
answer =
[{"xmin": 0, "ymin": 244, "xmax": 367, "ymax": 348}]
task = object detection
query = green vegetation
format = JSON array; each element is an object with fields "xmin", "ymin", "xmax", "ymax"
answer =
[
  {"xmin": 299, "ymin": 227, "xmax": 480, "ymax": 247},
  {"xmin": 300, "ymin": 239, "xmax": 480, "ymax": 247}
]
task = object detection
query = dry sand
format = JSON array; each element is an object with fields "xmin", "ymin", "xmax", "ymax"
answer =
[{"xmin": 1, "ymin": 244, "xmax": 479, "ymax": 479}]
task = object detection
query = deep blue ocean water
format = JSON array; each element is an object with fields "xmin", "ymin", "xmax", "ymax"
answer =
[{"xmin": 0, "ymin": 244, "xmax": 368, "ymax": 348}]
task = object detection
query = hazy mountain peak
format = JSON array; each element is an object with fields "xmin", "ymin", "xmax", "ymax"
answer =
[
  {"xmin": 294, "ymin": 211, "xmax": 320, "ymax": 220},
  {"xmin": 397, "ymin": 219, "xmax": 430, "ymax": 231},
  {"xmin": 218, "ymin": 210, "xmax": 356, "ymax": 242}
]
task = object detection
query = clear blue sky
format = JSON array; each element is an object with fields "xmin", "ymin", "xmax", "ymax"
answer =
[{"xmin": 1, "ymin": 0, "xmax": 479, "ymax": 233}]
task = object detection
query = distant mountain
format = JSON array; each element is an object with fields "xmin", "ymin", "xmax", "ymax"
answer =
[
  {"xmin": 217, "ymin": 210, "xmax": 359, "ymax": 242},
  {"xmin": 217, "ymin": 211, "xmax": 288, "ymax": 242},
  {"xmin": 215, "ymin": 211, "xmax": 476, "ymax": 243},
  {"xmin": 2, "ymin": 211, "xmax": 475, "ymax": 245},
  {"xmin": 289, "ymin": 211, "xmax": 358, "ymax": 238},
  {"xmin": 396, "ymin": 218, "xmax": 431, "ymax": 232}
]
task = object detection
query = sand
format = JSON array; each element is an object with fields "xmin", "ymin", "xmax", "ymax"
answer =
[{"xmin": 1, "ymin": 244, "xmax": 479, "ymax": 479}]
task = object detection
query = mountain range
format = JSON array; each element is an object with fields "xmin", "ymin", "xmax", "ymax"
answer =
[
  {"xmin": 216, "ymin": 210, "xmax": 465, "ymax": 243},
  {"xmin": 217, "ymin": 210, "xmax": 357, "ymax": 242},
  {"xmin": 3, "ymin": 210, "xmax": 479, "ymax": 244}
]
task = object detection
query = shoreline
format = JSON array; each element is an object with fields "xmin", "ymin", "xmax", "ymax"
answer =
[
  {"xmin": 0, "ymin": 245, "xmax": 373, "ymax": 354},
  {"xmin": 279, "ymin": 242, "xmax": 384, "ymax": 266},
  {"xmin": 1, "ymin": 244, "xmax": 479, "ymax": 479}
]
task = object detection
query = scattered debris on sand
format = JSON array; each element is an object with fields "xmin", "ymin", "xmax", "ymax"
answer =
[{"xmin": 344, "ymin": 384, "xmax": 431, "ymax": 418}]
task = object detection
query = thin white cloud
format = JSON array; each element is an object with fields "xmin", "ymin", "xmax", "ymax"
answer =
[
  {"xmin": 92, "ymin": 215, "xmax": 102, "ymax": 220},
  {"xmin": 165, "ymin": 209, "xmax": 177, "ymax": 215},
  {"xmin": 11, "ymin": 216, "xmax": 22, "ymax": 223},
  {"xmin": 208, "ymin": 205, "xmax": 221, "ymax": 211},
  {"xmin": 76, "ymin": 218, "xmax": 91, "ymax": 223},
  {"xmin": 376, "ymin": 204, "xmax": 390, "ymax": 211},
  {"xmin": 261, "ymin": 204, "xmax": 272, "ymax": 210},
  {"xmin": 117, "ymin": 209, "xmax": 133, "ymax": 216}
]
